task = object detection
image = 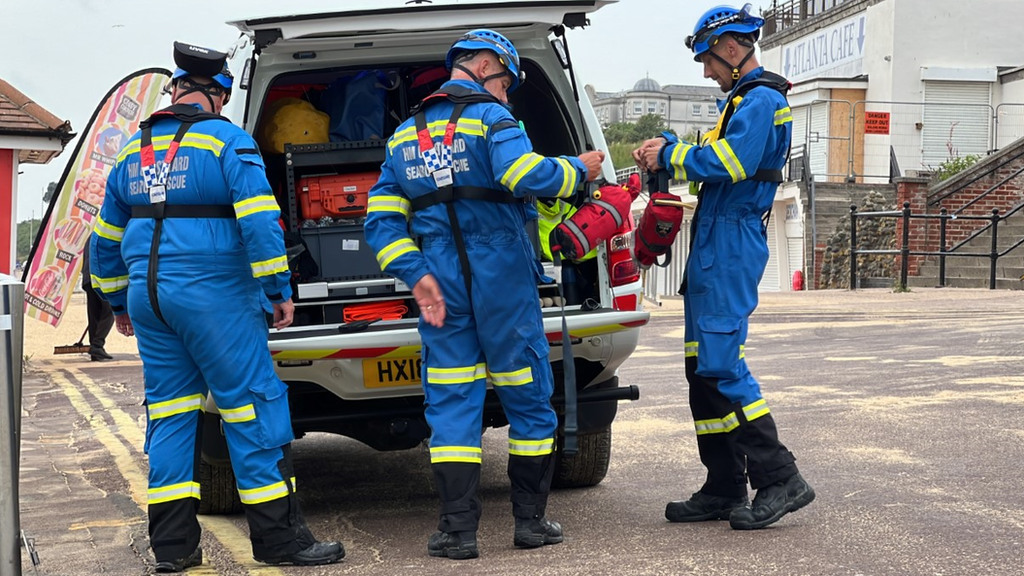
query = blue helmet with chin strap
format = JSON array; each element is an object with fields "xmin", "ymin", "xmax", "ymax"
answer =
[
  {"xmin": 171, "ymin": 64, "xmax": 233, "ymax": 91},
  {"xmin": 686, "ymin": 4, "xmax": 764, "ymax": 63},
  {"xmin": 445, "ymin": 29, "xmax": 525, "ymax": 93}
]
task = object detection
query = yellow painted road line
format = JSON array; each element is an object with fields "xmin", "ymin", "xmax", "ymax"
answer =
[{"xmin": 50, "ymin": 364, "xmax": 285, "ymax": 575}]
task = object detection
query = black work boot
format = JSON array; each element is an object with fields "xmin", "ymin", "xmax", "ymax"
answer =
[
  {"xmin": 256, "ymin": 541, "xmax": 345, "ymax": 566},
  {"xmin": 89, "ymin": 346, "xmax": 113, "ymax": 361},
  {"xmin": 428, "ymin": 531, "xmax": 479, "ymax": 560},
  {"xmin": 513, "ymin": 517, "xmax": 564, "ymax": 548},
  {"xmin": 154, "ymin": 546, "xmax": 202, "ymax": 573},
  {"xmin": 729, "ymin": 473, "xmax": 816, "ymax": 530},
  {"xmin": 666, "ymin": 491, "xmax": 750, "ymax": 522}
]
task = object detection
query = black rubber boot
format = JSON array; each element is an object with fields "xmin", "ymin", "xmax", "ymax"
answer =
[
  {"xmin": 666, "ymin": 491, "xmax": 750, "ymax": 522},
  {"xmin": 427, "ymin": 531, "xmax": 479, "ymax": 560},
  {"xmin": 513, "ymin": 517, "xmax": 564, "ymax": 548},
  {"xmin": 256, "ymin": 541, "xmax": 345, "ymax": 566},
  {"xmin": 154, "ymin": 546, "xmax": 202, "ymax": 573},
  {"xmin": 729, "ymin": 473, "xmax": 815, "ymax": 530}
]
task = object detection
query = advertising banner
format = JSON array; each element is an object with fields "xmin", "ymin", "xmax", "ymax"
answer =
[{"xmin": 22, "ymin": 69, "xmax": 170, "ymax": 326}]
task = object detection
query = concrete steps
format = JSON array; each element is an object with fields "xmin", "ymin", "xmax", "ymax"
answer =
[{"xmin": 909, "ymin": 211, "xmax": 1024, "ymax": 290}]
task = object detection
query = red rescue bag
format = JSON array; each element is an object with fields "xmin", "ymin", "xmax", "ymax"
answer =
[
  {"xmin": 632, "ymin": 171, "xmax": 685, "ymax": 269},
  {"xmin": 551, "ymin": 173, "xmax": 642, "ymax": 261}
]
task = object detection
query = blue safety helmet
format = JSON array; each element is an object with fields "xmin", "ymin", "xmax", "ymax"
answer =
[
  {"xmin": 171, "ymin": 64, "xmax": 233, "ymax": 91},
  {"xmin": 686, "ymin": 4, "xmax": 764, "ymax": 63},
  {"xmin": 445, "ymin": 29, "xmax": 525, "ymax": 93}
]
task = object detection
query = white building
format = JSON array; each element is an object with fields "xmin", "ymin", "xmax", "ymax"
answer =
[
  {"xmin": 745, "ymin": 0, "xmax": 1024, "ymax": 292},
  {"xmin": 586, "ymin": 78, "xmax": 721, "ymax": 137},
  {"xmin": 760, "ymin": 0, "xmax": 1024, "ymax": 183}
]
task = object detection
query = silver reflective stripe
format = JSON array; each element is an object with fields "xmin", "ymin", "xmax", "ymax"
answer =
[
  {"xmin": 426, "ymin": 364, "xmax": 486, "ymax": 385},
  {"xmin": 489, "ymin": 367, "xmax": 533, "ymax": 386},
  {"xmin": 234, "ymin": 195, "xmax": 280, "ymax": 219},
  {"xmin": 694, "ymin": 412, "xmax": 740, "ymax": 435},
  {"xmin": 743, "ymin": 399, "xmax": 770, "ymax": 421},
  {"xmin": 562, "ymin": 219, "xmax": 592, "ymax": 254},
  {"xmin": 591, "ymin": 199, "xmax": 623, "ymax": 228},
  {"xmin": 238, "ymin": 480, "xmax": 291, "ymax": 505},
  {"xmin": 148, "ymin": 481, "xmax": 201, "ymax": 504},
  {"xmin": 220, "ymin": 403, "xmax": 256, "ymax": 423},
  {"xmin": 429, "ymin": 446, "xmax": 483, "ymax": 463},
  {"xmin": 509, "ymin": 438, "xmax": 554, "ymax": 456},
  {"xmin": 148, "ymin": 394, "xmax": 204, "ymax": 420}
]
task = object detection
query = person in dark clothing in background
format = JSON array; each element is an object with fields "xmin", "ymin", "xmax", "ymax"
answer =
[{"xmin": 82, "ymin": 236, "xmax": 114, "ymax": 361}]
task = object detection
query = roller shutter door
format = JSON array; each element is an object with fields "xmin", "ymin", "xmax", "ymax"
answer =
[{"xmin": 922, "ymin": 81, "xmax": 991, "ymax": 167}]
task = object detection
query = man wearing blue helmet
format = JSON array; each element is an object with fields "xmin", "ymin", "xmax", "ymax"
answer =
[
  {"xmin": 633, "ymin": 4, "xmax": 816, "ymax": 531},
  {"xmin": 90, "ymin": 42, "xmax": 344, "ymax": 571},
  {"xmin": 365, "ymin": 29, "xmax": 605, "ymax": 559}
]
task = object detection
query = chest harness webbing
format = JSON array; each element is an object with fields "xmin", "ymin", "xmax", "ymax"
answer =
[
  {"xmin": 407, "ymin": 86, "xmax": 525, "ymax": 299},
  {"xmin": 408, "ymin": 87, "xmax": 581, "ymax": 454},
  {"xmin": 679, "ymin": 72, "xmax": 791, "ymax": 296},
  {"xmin": 131, "ymin": 104, "xmax": 235, "ymax": 323}
]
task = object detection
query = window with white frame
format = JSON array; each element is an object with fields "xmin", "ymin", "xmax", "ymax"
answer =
[
  {"xmin": 692, "ymin": 104, "xmax": 702, "ymax": 117},
  {"xmin": 633, "ymin": 101, "xmax": 642, "ymax": 114},
  {"xmin": 707, "ymin": 104, "xmax": 718, "ymax": 117},
  {"xmin": 647, "ymin": 101, "xmax": 657, "ymax": 113},
  {"xmin": 660, "ymin": 102, "xmax": 666, "ymax": 114}
]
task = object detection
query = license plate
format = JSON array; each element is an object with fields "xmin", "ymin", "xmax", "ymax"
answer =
[{"xmin": 362, "ymin": 357, "xmax": 422, "ymax": 388}]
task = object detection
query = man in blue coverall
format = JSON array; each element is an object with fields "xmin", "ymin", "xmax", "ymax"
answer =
[
  {"xmin": 90, "ymin": 43, "xmax": 343, "ymax": 571},
  {"xmin": 634, "ymin": 4, "xmax": 815, "ymax": 530},
  {"xmin": 365, "ymin": 29, "xmax": 604, "ymax": 559}
]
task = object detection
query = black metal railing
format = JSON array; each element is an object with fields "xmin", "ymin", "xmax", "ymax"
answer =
[
  {"xmin": 927, "ymin": 147, "xmax": 1024, "ymax": 213},
  {"xmin": 762, "ymin": 0, "xmax": 854, "ymax": 37},
  {"xmin": 850, "ymin": 201, "xmax": 1024, "ymax": 290}
]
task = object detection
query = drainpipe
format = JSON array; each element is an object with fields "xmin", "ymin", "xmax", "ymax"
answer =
[{"xmin": 809, "ymin": 178, "xmax": 817, "ymax": 290}]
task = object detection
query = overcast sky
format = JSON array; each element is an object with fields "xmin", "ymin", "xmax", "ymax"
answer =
[{"xmin": 1, "ymin": 0, "xmax": 770, "ymax": 222}]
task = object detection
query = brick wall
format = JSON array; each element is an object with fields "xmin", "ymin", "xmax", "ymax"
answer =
[{"xmin": 894, "ymin": 178, "xmax": 930, "ymax": 277}]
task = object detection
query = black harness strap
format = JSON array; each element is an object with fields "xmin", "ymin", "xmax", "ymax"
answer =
[
  {"xmin": 679, "ymin": 72, "xmax": 790, "ymax": 296},
  {"xmin": 131, "ymin": 204, "xmax": 235, "ymax": 219},
  {"xmin": 409, "ymin": 185, "xmax": 524, "ymax": 212},
  {"xmin": 136, "ymin": 106, "xmax": 233, "ymax": 324},
  {"xmin": 415, "ymin": 102, "xmax": 475, "ymax": 299},
  {"xmin": 411, "ymin": 85, "xmax": 581, "ymax": 455},
  {"xmin": 410, "ymin": 85, "xmax": 527, "ymax": 300}
]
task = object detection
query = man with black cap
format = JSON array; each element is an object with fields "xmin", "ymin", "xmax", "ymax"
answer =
[{"xmin": 89, "ymin": 42, "xmax": 344, "ymax": 571}]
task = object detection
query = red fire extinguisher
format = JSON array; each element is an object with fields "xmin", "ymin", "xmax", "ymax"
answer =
[{"xmin": 792, "ymin": 270, "xmax": 804, "ymax": 291}]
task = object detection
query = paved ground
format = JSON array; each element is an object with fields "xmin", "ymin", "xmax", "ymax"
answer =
[{"xmin": 12, "ymin": 288, "xmax": 1024, "ymax": 575}]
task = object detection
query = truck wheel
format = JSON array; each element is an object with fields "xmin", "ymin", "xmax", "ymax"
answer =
[
  {"xmin": 552, "ymin": 426, "xmax": 612, "ymax": 488},
  {"xmin": 198, "ymin": 458, "xmax": 243, "ymax": 515}
]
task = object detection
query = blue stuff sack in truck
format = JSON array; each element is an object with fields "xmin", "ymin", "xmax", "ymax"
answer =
[{"xmin": 322, "ymin": 70, "xmax": 398, "ymax": 142}]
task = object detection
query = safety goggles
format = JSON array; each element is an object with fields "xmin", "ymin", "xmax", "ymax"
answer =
[
  {"xmin": 685, "ymin": 3, "xmax": 755, "ymax": 51},
  {"xmin": 177, "ymin": 77, "xmax": 227, "ymax": 97}
]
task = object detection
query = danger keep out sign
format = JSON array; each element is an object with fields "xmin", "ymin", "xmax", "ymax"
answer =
[{"xmin": 865, "ymin": 111, "xmax": 890, "ymax": 135}]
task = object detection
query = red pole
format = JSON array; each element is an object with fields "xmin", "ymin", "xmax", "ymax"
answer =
[{"xmin": 0, "ymin": 149, "xmax": 15, "ymax": 275}]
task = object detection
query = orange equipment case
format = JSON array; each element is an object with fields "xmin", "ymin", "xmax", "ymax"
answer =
[{"xmin": 298, "ymin": 171, "xmax": 379, "ymax": 220}]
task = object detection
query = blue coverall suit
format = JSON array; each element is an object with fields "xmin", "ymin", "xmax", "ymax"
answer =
[
  {"xmin": 365, "ymin": 80, "xmax": 587, "ymax": 533},
  {"xmin": 658, "ymin": 68, "xmax": 801, "ymax": 497},
  {"xmin": 90, "ymin": 104, "xmax": 316, "ymax": 563}
]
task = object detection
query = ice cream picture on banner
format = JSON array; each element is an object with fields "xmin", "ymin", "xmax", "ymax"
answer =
[{"xmin": 23, "ymin": 70, "xmax": 171, "ymax": 327}]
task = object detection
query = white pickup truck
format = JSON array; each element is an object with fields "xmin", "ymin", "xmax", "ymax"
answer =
[{"xmin": 199, "ymin": 0, "xmax": 649, "ymax": 514}]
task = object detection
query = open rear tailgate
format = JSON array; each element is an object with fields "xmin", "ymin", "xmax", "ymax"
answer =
[{"xmin": 230, "ymin": 0, "xmax": 615, "ymax": 40}]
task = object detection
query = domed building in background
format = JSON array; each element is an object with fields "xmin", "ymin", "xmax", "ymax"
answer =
[
  {"xmin": 585, "ymin": 75, "xmax": 720, "ymax": 138},
  {"xmin": 632, "ymin": 77, "xmax": 661, "ymax": 93}
]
